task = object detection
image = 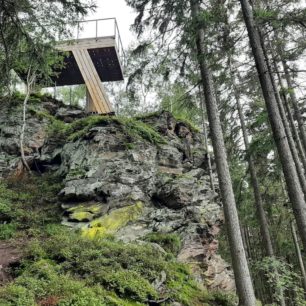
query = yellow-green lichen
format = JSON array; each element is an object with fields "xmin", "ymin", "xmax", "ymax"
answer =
[
  {"xmin": 69, "ymin": 211, "xmax": 94, "ymax": 222},
  {"xmin": 82, "ymin": 202, "xmax": 144, "ymax": 239},
  {"xmin": 67, "ymin": 204, "xmax": 105, "ymax": 222},
  {"xmin": 67, "ymin": 203, "xmax": 103, "ymax": 215}
]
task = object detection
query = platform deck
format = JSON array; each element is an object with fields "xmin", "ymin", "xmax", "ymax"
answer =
[{"xmin": 53, "ymin": 37, "xmax": 124, "ymax": 86}]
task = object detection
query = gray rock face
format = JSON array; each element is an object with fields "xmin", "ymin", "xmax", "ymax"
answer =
[
  {"xmin": 0, "ymin": 99, "xmax": 50, "ymax": 177},
  {"xmin": 0, "ymin": 99, "xmax": 234, "ymax": 292}
]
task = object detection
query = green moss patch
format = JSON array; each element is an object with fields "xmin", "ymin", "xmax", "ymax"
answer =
[
  {"xmin": 66, "ymin": 203, "xmax": 104, "ymax": 222},
  {"xmin": 82, "ymin": 202, "xmax": 144, "ymax": 239},
  {"xmin": 30, "ymin": 111, "xmax": 167, "ymax": 145},
  {"xmin": 0, "ymin": 175, "xmax": 62, "ymax": 240},
  {"xmin": 144, "ymin": 232, "xmax": 182, "ymax": 255},
  {"xmin": 174, "ymin": 115, "xmax": 201, "ymax": 133},
  {"xmin": 66, "ymin": 115, "xmax": 167, "ymax": 145},
  {"xmin": 0, "ymin": 226, "xmax": 218, "ymax": 305},
  {"xmin": 0, "ymin": 175, "xmax": 235, "ymax": 306}
]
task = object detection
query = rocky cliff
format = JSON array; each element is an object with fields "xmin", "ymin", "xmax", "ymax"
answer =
[{"xmin": 0, "ymin": 94, "xmax": 234, "ymax": 295}]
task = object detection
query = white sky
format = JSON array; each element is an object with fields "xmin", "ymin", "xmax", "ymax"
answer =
[{"xmin": 86, "ymin": 0, "xmax": 137, "ymax": 48}]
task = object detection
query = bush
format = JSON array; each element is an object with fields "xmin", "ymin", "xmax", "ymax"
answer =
[{"xmin": 0, "ymin": 223, "xmax": 17, "ymax": 240}]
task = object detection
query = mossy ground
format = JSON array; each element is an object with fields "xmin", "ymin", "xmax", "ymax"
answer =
[
  {"xmin": 135, "ymin": 111, "xmax": 201, "ymax": 133},
  {"xmin": 0, "ymin": 175, "xmax": 235, "ymax": 305},
  {"xmin": 29, "ymin": 108, "xmax": 167, "ymax": 145}
]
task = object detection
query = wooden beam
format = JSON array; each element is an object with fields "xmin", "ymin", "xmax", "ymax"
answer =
[
  {"xmin": 72, "ymin": 49, "xmax": 113, "ymax": 114},
  {"xmin": 57, "ymin": 37, "xmax": 116, "ymax": 52}
]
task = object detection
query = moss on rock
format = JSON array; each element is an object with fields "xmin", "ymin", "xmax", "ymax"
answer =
[
  {"xmin": 69, "ymin": 211, "xmax": 94, "ymax": 222},
  {"xmin": 66, "ymin": 203, "xmax": 105, "ymax": 222},
  {"xmin": 82, "ymin": 202, "xmax": 144, "ymax": 239},
  {"xmin": 144, "ymin": 232, "xmax": 182, "ymax": 255}
]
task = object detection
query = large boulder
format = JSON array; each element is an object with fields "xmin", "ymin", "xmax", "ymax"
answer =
[{"xmin": 0, "ymin": 98, "xmax": 235, "ymax": 292}]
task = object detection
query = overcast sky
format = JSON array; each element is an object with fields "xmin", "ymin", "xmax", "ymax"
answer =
[{"xmin": 86, "ymin": 0, "xmax": 137, "ymax": 48}]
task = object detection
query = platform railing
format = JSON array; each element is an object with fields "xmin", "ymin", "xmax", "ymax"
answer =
[{"xmin": 75, "ymin": 18, "xmax": 126, "ymax": 69}]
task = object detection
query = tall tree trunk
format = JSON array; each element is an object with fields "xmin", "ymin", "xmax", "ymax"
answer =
[
  {"xmin": 239, "ymin": 0, "xmax": 306, "ymax": 253},
  {"xmin": 229, "ymin": 59, "xmax": 274, "ymax": 257},
  {"xmin": 270, "ymin": 51, "xmax": 306, "ymax": 172},
  {"xmin": 281, "ymin": 56, "xmax": 306, "ymax": 153},
  {"xmin": 198, "ymin": 86, "xmax": 214, "ymax": 191},
  {"xmin": 259, "ymin": 31, "xmax": 306, "ymax": 199},
  {"xmin": 266, "ymin": 22, "xmax": 306, "ymax": 154},
  {"xmin": 291, "ymin": 221, "xmax": 306, "ymax": 294},
  {"xmin": 230, "ymin": 58, "xmax": 286, "ymax": 306},
  {"xmin": 190, "ymin": 1, "xmax": 257, "ymax": 305}
]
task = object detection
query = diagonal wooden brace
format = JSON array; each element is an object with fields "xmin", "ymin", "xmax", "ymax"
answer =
[{"xmin": 72, "ymin": 49, "xmax": 113, "ymax": 114}]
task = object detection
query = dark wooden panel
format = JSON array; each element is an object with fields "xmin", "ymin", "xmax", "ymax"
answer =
[
  {"xmin": 88, "ymin": 47, "xmax": 124, "ymax": 82},
  {"xmin": 51, "ymin": 46, "xmax": 124, "ymax": 86},
  {"xmin": 51, "ymin": 51, "xmax": 84, "ymax": 86}
]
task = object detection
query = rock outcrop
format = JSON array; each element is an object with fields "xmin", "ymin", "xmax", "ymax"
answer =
[{"xmin": 0, "ymin": 96, "xmax": 235, "ymax": 292}]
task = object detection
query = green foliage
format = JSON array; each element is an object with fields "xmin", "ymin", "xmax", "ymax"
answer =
[
  {"xmin": 49, "ymin": 115, "xmax": 167, "ymax": 145},
  {"xmin": 159, "ymin": 83, "xmax": 202, "ymax": 131},
  {"xmin": 253, "ymin": 8, "xmax": 280, "ymax": 28},
  {"xmin": 134, "ymin": 111, "xmax": 162, "ymax": 120},
  {"xmin": 29, "ymin": 108, "xmax": 69, "ymax": 138},
  {"xmin": 0, "ymin": 223, "xmax": 17, "ymax": 240},
  {"xmin": 0, "ymin": 260, "xmax": 109, "ymax": 306},
  {"xmin": 58, "ymin": 85, "xmax": 86, "ymax": 107},
  {"xmin": 119, "ymin": 117, "xmax": 167, "ymax": 144},
  {"xmin": 144, "ymin": 232, "xmax": 182, "ymax": 255},
  {"xmin": 0, "ymin": 0, "xmax": 95, "ymax": 94},
  {"xmin": 206, "ymin": 291, "xmax": 237, "ymax": 306},
  {"xmin": 66, "ymin": 115, "xmax": 116, "ymax": 141},
  {"xmin": 254, "ymin": 257, "xmax": 306, "ymax": 306},
  {"xmin": 174, "ymin": 115, "xmax": 201, "ymax": 133},
  {"xmin": 18, "ymin": 95, "xmax": 167, "ymax": 146}
]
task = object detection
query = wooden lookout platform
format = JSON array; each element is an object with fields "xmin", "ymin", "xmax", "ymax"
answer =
[{"xmin": 53, "ymin": 18, "xmax": 125, "ymax": 114}]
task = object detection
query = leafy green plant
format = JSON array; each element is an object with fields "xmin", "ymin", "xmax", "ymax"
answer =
[{"xmin": 0, "ymin": 223, "xmax": 17, "ymax": 240}]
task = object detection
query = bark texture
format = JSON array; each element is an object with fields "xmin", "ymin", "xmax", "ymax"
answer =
[
  {"xmin": 239, "ymin": 0, "xmax": 306, "ymax": 253},
  {"xmin": 229, "ymin": 60, "xmax": 274, "ymax": 257},
  {"xmin": 191, "ymin": 1, "xmax": 257, "ymax": 304}
]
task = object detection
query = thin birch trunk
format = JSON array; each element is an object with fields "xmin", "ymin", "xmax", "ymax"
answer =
[{"xmin": 20, "ymin": 68, "xmax": 36, "ymax": 173}]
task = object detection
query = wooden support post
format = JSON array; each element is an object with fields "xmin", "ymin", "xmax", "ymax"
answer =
[
  {"xmin": 86, "ymin": 88, "xmax": 97, "ymax": 113},
  {"xmin": 72, "ymin": 49, "xmax": 113, "ymax": 114}
]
